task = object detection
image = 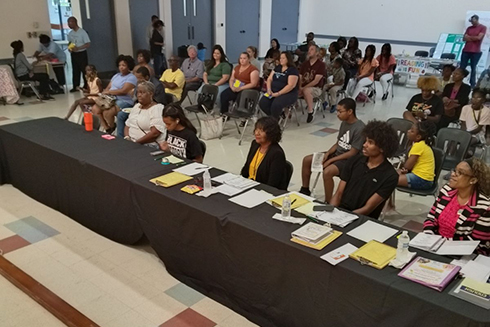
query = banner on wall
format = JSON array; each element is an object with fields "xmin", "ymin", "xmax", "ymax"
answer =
[{"xmin": 465, "ymin": 11, "xmax": 490, "ymax": 75}]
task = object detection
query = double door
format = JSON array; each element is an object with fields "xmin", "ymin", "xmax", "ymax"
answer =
[{"xmin": 171, "ymin": 0, "xmax": 213, "ymax": 57}]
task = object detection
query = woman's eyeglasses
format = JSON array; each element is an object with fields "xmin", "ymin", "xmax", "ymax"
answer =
[{"xmin": 451, "ymin": 169, "xmax": 473, "ymax": 177}]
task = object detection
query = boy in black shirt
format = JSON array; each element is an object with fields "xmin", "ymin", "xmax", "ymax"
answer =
[{"xmin": 330, "ymin": 120, "xmax": 399, "ymax": 219}]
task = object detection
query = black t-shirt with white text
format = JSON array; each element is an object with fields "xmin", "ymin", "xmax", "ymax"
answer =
[
  {"xmin": 406, "ymin": 93, "xmax": 443, "ymax": 118},
  {"xmin": 166, "ymin": 128, "xmax": 203, "ymax": 160}
]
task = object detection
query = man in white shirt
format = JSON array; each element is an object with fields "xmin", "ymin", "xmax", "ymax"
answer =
[{"xmin": 67, "ymin": 16, "xmax": 91, "ymax": 92}]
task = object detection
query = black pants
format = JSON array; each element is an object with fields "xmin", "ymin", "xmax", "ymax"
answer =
[
  {"xmin": 220, "ymin": 88, "xmax": 241, "ymax": 114},
  {"xmin": 18, "ymin": 73, "xmax": 50, "ymax": 95},
  {"xmin": 259, "ymin": 92, "xmax": 298, "ymax": 119},
  {"xmin": 71, "ymin": 51, "xmax": 88, "ymax": 88},
  {"xmin": 181, "ymin": 81, "xmax": 202, "ymax": 103},
  {"xmin": 53, "ymin": 65, "xmax": 66, "ymax": 86}
]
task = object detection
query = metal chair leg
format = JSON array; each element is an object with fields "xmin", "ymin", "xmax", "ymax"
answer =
[
  {"xmin": 234, "ymin": 119, "xmax": 241, "ymax": 134},
  {"xmin": 28, "ymin": 83, "xmax": 42, "ymax": 100},
  {"xmin": 293, "ymin": 105, "xmax": 300, "ymax": 126},
  {"xmin": 195, "ymin": 112, "xmax": 202, "ymax": 138},
  {"xmin": 239, "ymin": 119, "xmax": 249, "ymax": 145}
]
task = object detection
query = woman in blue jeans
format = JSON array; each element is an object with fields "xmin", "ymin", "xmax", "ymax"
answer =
[{"xmin": 259, "ymin": 51, "xmax": 299, "ymax": 120}]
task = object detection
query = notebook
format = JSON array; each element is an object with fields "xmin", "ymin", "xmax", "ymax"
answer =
[
  {"xmin": 270, "ymin": 193, "xmax": 311, "ymax": 210},
  {"xmin": 149, "ymin": 172, "xmax": 193, "ymax": 187},
  {"xmin": 398, "ymin": 257, "xmax": 461, "ymax": 292},
  {"xmin": 349, "ymin": 240, "xmax": 397, "ymax": 269},
  {"xmin": 291, "ymin": 230, "xmax": 342, "ymax": 250}
]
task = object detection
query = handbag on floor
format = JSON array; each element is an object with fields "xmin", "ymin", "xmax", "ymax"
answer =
[{"xmin": 200, "ymin": 115, "xmax": 223, "ymax": 140}]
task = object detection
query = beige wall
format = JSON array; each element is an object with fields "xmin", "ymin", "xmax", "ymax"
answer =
[{"xmin": 0, "ymin": 0, "xmax": 51, "ymax": 59}]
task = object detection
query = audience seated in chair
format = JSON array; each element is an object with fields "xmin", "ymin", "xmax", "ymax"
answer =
[
  {"xmin": 134, "ymin": 49, "xmax": 155, "ymax": 77},
  {"xmin": 197, "ymin": 42, "xmax": 206, "ymax": 62},
  {"xmin": 65, "ymin": 65, "xmax": 102, "ymax": 120},
  {"xmin": 375, "ymin": 43, "xmax": 396, "ymax": 100},
  {"xmin": 259, "ymin": 51, "xmax": 299, "ymax": 120},
  {"xmin": 342, "ymin": 37, "xmax": 362, "ymax": 83},
  {"xmin": 10, "ymin": 40, "xmax": 53, "ymax": 100},
  {"xmin": 265, "ymin": 38, "xmax": 280, "ymax": 60},
  {"xmin": 134, "ymin": 66, "xmax": 167, "ymax": 104},
  {"xmin": 33, "ymin": 34, "xmax": 66, "ymax": 92},
  {"xmin": 160, "ymin": 103, "xmax": 203, "ymax": 163},
  {"xmin": 92, "ymin": 54, "xmax": 137, "ymax": 134},
  {"xmin": 337, "ymin": 36, "xmax": 347, "ymax": 54},
  {"xmin": 299, "ymin": 44, "xmax": 326, "ymax": 123},
  {"xmin": 262, "ymin": 49, "xmax": 280, "ymax": 83},
  {"xmin": 424, "ymin": 158, "xmax": 490, "ymax": 255},
  {"xmin": 330, "ymin": 120, "xmax": 399, "ymax": 219},
  {"xmin": 403, "ymin": 76, "xmax": 443, "ymax": 126},
  {"xmin": 220, "ymin": 52, "xmax": 259, "ymax": 114},
  {"xmin": 459, "ymin": 89, "xmax": 490, "ymax": 153},
  {"xmin": 241, "ymin": 117, "xmax": 288, "ymax": 190},
  {"xmin": 439, "ymin": 68, "xmax": 471, "ymax": 129},
  {"xmin": 160, "ymin": 55, "xmax": 185, "ymax": 103},
  {"xmin": 325, "ymin": 42, "xmax": 342, "ymax": 80},
  {"xmin": 476, "ymin": 66, "xmax": 490, "ymax": 99},
  {"xmin": 347, "ymin": 44, "xmax": 378, "ymax": 101},
  {"xmin": 124, "ymin": 81, "xmax": 166, "ymax": 146},
  {"xmin": 198, "ymin": 44, "xmax": 231, "ymax": 109},
  {"xmin": 247, "ymin": 46, "xmax": 261, "ymax": 71},
  {"xmin": 300, "ymin": 98, "xmax": 365, "ymax": 202},
  {"xmin": 436, "ymin": 64, "xmax": 455, "ymax": 97},
  {"xmin": 181, "ymin": 45, "xmax": 204, "ymax": 103},
  {"xmin": 295, "ymin": 32, "xmax": 315, "ymax": 64},
  {"xmin": 325, "ymin": 58, "xmax": 346, "ymax": 113}
]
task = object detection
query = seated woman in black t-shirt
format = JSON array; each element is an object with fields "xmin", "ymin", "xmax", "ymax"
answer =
[
  {"xmin": 259, "ymin": 52, "xmax": 299, "ymax": 120},
  {"xmin": 160, "ymin": 103, "xmax": 203, "ymax": 163},
  {"xmin": 439, "ymin": 68, "xmax": 471, "ymax": 129},
  {"xmin": 403, "ymin": 76, "xmax": 443, "ymax": 126},
  {"xmin": 241, "ymin": 117, "xmax": 288, "ymax": 190}
]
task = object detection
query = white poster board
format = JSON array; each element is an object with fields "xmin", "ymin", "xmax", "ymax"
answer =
[{"xmin": 465, "ymin": 11, "xmax": 490, "ymax": 76}]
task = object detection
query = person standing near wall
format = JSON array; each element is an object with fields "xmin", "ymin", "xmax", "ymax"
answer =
[
  {"xmin": 461, "ymin": 14, "xmax": 487, "ymax": 88},
  {"xmin": 67, "ymin": 16, "xmax": 91, "ymax": 92}
]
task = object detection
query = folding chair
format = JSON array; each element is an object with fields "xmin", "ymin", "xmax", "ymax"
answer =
[
  {"xmin": 279, "ymin": 104, "xmax": 300, "ymax": 129},
  {"xmin": 221, "ymin": 89, "xmax": 260, "ymax": 145},
  {"xmin": 8, "ymin": 64, "xmax": 42, "ymax": 101},
  {"xmin": 435, "ymin": 128, "xmax": 472, "ymax": 171},
  {"xmin": 184, "ymin": 84, "xmax": 219, "ymax": 137}
]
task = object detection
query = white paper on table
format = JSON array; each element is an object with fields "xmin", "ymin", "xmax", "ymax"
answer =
[
  {"xmin": 214, "ymin": 184, "xmax": 244, "ymax": 197},
  {"xmin": 460, "ymin": 261, "xmax": 490, "ymax": 283},
  {"xmin": 223, "ymin": 176, "xmax": 259, "ymax": 190},
  {"xmin": 346, "ymin": 220, "xmax": 398, "ymax": 243},
  {"xmin": 474, "ymin": 255, "xmax": 490, "ymax": 268},
  {"xmin": 451, "ymin": 255, "xmax": 475, "ymax": 268},
  {"xmin": 313, "ymin": 209, "xmax": 358, "ymax": 227},
  {"xmin": 409, "ymin": 233, "xmax": 443, "ymax": 250},
  {"xmin": 320, "ymin": 243, "xmax": 358, "ymax": 266},
  {"xmin": 173, "ymin": 162, "xmax": 210, "ymax": 176},
  {"xmin": 211, "ymin": 172, "xmax": 238, "ymax": 183},
  {"xmin": 229, "ymin": 189, "xmax": 274, "ymax": 208},
  {"xmin": 294, "ymin": 202, "xmax": 315, "ymax": 215},
  {"xmin": 272, "ymin": 213, "xmax": 306, "ymax": 225},
  {"xmin": 435, "ymin": 240, "xmax": 480, "ymax": 255}
]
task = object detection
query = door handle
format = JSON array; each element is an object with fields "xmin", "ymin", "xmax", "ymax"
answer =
[
  {"xmin": 188, "ymin": 25, "xmax": 191, "ymax": 39},
  {"xmin": 282, "ymin": 28, "xmax": 287, "ymax": 31},
  {"xmin": 192, "ymin": 26, "xmax": 195, "ymax": 39}
]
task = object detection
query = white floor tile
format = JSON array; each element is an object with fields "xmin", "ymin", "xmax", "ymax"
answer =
[{"xmin": 133, "ymin": 292, "xmax": 187, "ymax": 325}]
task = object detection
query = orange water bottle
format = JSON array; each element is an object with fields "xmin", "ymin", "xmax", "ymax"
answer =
[{"xmin": 84, "ymin": 112, "xmax": 93, "ymax": 132}]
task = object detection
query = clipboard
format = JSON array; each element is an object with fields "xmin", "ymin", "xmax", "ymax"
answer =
[{"xmin": 349, "ymin": 240, "xmax": 397, "ymax": 269}]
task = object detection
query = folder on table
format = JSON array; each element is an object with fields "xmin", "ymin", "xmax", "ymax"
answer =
[
  {"xmin": 291, "ymin": 230, "xmax": 342, "ymax": 250},
  {"xmin": 271, "ymin": 193, "xmax": 310, "ymax": 210},
  {"xmin": 349, "ymin": 240, "xmax": 397, "ymax": 269},
  {"xmin": 149, "ymin": 172, "xmax": 192, "ymax": 187}
]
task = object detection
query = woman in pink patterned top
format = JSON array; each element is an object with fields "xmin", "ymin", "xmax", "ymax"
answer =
[{"xmin": 424, "ymin": 158, "xmax": 490, "ymax": 255}]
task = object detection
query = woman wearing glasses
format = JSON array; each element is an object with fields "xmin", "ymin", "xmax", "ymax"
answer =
[{"xmin": 424, "ymin": 158, "xmax": 490, "ymax": 255}]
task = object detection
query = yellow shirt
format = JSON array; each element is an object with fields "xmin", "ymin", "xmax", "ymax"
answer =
[
  {"xmin": 160, "ymin": 68, "xmax": 185, "ymax": 100},
  {"xmin": 409, "ymin": 141, "xmax": 435, "ymax": 181},
  {"xmin": 249, "ymin": 149, "xmax": 265, "ymax": 181}
]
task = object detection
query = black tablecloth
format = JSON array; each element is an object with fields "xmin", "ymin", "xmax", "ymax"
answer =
[
  {"xmin": 1, "ymin": 118, "xmax": 490, "ymax": 327},
  {"xmin": 0, "ymin": 118, "xmax": 163, "ymax": 244}
]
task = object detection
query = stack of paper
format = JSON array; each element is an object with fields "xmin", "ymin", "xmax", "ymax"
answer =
[
  {"xmin": 291, "ymin": 222, "xmax": 333, "ymax": 245},
  {"xmin": 409, "ymin": 233, "xmax": 444, "ymax": 252},
  {"xmin": 409, "ymin": 233, "xmax": 480, "ymax": 255},
  {"xmin": 451, "ymin": 278, "xmax": 490, "ymax": 309},
  {"xmin": 291, "ymin": 230, "xmax": 342, "ymax": 250},
  {"xmin": 460, "ymin": 261, "xmax": 490, "ymax": 282},
  {"xmin": 228, "ymin": 189, "xmax": 273, "ymax": 208},
  {"xmin": 173, "ymin": 162, "xmax": 210, "ymax": 176},
  {"xmin": 349, "ymin": 240, "xmax": 397, "ymax": 269},
  {"xmin": 346, "ymin": 221, "xmax": 398, "ymax": 243},
  {"xmin": 149, "ymin": 172, "xmax": 193, "ymax": 187},
  {"xmin": 398, "ymin": 257, "xmax": 461, "ymax": 292},
  {"xmin": 312, "ymin": 209, "xmax": 359, "ymax": 227},
  {"xmin": 223, "ymin": 176, "xmax": 259, "ymax": 190}
]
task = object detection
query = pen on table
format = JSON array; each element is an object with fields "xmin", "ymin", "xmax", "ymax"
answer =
[
  {"xmin": 195, "ymin": 167, "xmax": 209, "ymax": 170},
  {"xmin": 291, "ymin": 198, "xmax": 297, "ymax": 206},
  {"xmin": 305, "ymin": 215, "xmax": 320, "ymax": 224},
  {"xmin": 153, "ymin": 155, "xmax": 166, "ymax": 161}
]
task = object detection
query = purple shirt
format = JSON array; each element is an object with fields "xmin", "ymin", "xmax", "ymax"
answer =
[{"xmin": 463, "ymin": 24, "xmax": 487, "ymax": 53}]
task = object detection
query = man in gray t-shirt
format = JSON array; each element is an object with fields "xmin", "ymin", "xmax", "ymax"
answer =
[{"xmin": 300, "ymin": 98, "xmax": 365, "ymax": 202}]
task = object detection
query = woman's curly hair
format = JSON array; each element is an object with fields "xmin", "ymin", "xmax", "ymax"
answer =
[
  {"xmin": 363, "ymin": 120, "xmax": 399, "ymax": 158},
  {"xmin": 116, "ymin": 54, "xmax": 136, "ymax": 71},
  {"xmin": 255, "ymin": 116, "xmax": 282, "ymax": 143},
  {"xmin": 466, "ymin": 158, "xmax": 490, "ymax": 196},
  {"xmin": 417, "ymin": 75, "xmax": 439, "ymax": 91}
]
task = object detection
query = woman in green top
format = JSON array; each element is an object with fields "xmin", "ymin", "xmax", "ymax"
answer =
[{"xmin": 197, "ymin": 44, "xmax": 231, "ymax": 108}]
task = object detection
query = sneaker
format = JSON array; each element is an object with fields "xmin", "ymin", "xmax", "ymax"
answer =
[
  {"xmin": 306, "ymin": 112, "xmax": 314, "ymax": 123},
  {"xmin": 69, "ymin": 88, "xmax": 78, "ymax": 93},
  {"xmin": 382, "ymin": 92, "xmax": 388, "ymax": 101},
  {"xmin": 322, "ymin": 101, "xmax": 328, "ymax": 110},
  {"xmin": 330, "ymin": 105, "xmax": 337, "ymax": 113},
  {"xmin": 299, "ymin": 187, "xmax": 311, "ymax": 196},
  {"xmin": 41, "ymin": 95, "xmax": 55, "ymax": 101}
]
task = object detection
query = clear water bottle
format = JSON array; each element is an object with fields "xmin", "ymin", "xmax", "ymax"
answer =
[
  {"xmin": 282, "ymin": 194, "xmax": 291, "ymax": 218},
  {"xmin": 396, "ymin": 231, "xmax": 410, "ymax": 260},
  {"xmin": 203, "ymin": 170, "xmax": 212, "ymax": 192}
]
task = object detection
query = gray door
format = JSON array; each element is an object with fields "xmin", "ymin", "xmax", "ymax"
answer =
[
  {"xmin": 129, "ymin": 0, "xmax": 159, "ymax": 56},
  {"xmin": 79, "ymin": 0, "xmax": 118, "ymax": 74},
  {"xmin": 171, "ymin": 0, "xmax": 213, "ymax": 56},
  {"xmin": 226, "ymin": 0, "xmax": 259, "ymax": 63},
  {"xmin": 271, "ymin": 0, "xmax": 299, "ymax": 44}
]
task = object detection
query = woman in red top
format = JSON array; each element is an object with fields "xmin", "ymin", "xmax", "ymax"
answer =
[
  {"xmin": 375, "ymin": 43, "xmax": 396, "ymax": 100},
  {"xmin": 424, "ymin": 158, "xmax": 490, "ymax": 255},
  {"xmin": 220, "ymin": 52, "xmax": 259, "ymax": 114}
]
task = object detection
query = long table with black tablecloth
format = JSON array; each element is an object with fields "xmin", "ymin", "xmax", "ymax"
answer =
[{"xmin": 1, "ymin": 118, "xmax": 489, "ymax": 327}]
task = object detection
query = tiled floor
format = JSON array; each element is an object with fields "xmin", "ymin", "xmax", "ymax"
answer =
[{"xmin": 0, "ymin": 84, "xmax": 480, "ymax": 326}]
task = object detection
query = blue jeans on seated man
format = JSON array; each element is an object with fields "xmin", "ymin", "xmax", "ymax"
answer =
[
  {"xmin": 460, "ymin": 51, "xmax": 482, "ymax": 88},
  {"xmin": 115, "ymin": 100, "xmax": 133, "ymax": 138}
]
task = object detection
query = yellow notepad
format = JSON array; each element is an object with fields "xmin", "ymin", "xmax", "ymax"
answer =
[
  {"xmin": 149, "ymin": 172, "xmax": 192, "ymax": 187},
  {"xmin": 349, "ymin": 240, "xmax": 396, "ymax": 269},
  {"xmin": 291, "ymin": 230, "xmax": 342, "ymax": 250},
  {"xmin": 271, "ymin": 194, "xmax": 310, "ymax": 210}
]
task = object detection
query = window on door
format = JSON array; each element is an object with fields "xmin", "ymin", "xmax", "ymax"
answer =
[{"xmin": 48, "ymin": 0, "xmax": 72, "ymax": 40}]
